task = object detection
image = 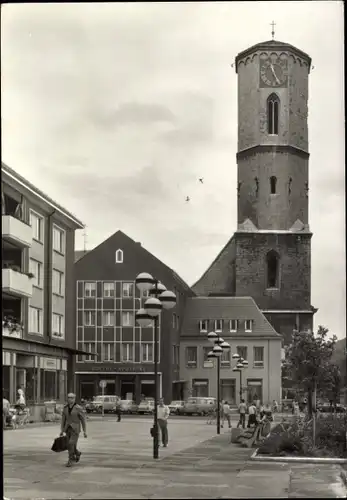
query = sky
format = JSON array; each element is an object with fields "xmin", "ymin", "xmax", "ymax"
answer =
[{"xmin": 1, "ymin": 2, "xmax": 345, "ymax": 339}]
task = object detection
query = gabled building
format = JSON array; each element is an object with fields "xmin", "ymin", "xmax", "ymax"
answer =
[
  {"xmin": 2, "ymin": 162, "xmax": 84, "ymax": 413},
  {"xmin": 74, "ymin": 230, "xmax": 194, "ymax": 403},
  {"xmin": 179, "ymin": 297, "xmax": 282, "ymax": 404}
]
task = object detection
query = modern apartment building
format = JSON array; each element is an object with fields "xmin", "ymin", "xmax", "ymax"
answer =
[
  {"xmin": 2, "ymin": 163, "xmax": 84, "ymax": 413},
  {"xmin": 74, "ymin": 230, "xmax": 193, "ymax": 404},
  {"xmin": 179, "ymin": 297, "xmax": 282, "ymax": 405}
]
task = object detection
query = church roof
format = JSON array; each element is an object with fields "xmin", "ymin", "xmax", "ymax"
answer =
[
  {"xmin": 235, "ymin": 39, "xmax": 312, "ymax": 71},
  {"xmin": 180, "ymin": 296, "xmax": 281, "ymax": 339}
]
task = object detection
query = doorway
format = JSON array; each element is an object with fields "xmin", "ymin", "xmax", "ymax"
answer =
[{"xmin": 121, "ymin": 381, "xmax": 135, "ymax": 400}]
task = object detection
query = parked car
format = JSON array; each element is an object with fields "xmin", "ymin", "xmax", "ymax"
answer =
[
  {"xmin": 138, "ymin": 398, "xmax": 155, "ymax": 415},
  {"xmin": 117, "ymin": 400, "xmax": 138, "ymax": 414},
  {"xmin": 168, "ymin": 400, "xmax": 185, "ymax": 415},
  {"xmin": 318, "ymin": 403, "xmax": 346, "ymax": 413},
  {"xmin": 178, "ymin": 397, "xmax": 216, "ymax": 416},
  {"xmin": 87, "ymin": 395, "xmax": 120, "ymax": 413}
]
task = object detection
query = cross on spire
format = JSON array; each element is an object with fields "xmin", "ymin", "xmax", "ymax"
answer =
[{"xmin": 270, "ymin": 20, "xmax": 276, "ymax": 40}]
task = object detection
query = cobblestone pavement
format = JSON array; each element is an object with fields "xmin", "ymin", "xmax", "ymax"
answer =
[{"xmin": 4, "ymin": 418, "xmax": 346, "ymax": 499}]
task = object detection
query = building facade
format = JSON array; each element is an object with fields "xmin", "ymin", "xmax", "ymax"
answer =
[
  {"xmin": 2, "ymin": 163, "xmax": 84, "ymax": 410},
  {"xmin": 74, "ymin": 230, "xmax": 193, "ymax": 404},
  {"xmin": 179, "ymin": 297, "xmax": 282, "ymax": 405},
  {"xmin": 192, "ymin": 39, "xmax": 317, "ymax": 347}
]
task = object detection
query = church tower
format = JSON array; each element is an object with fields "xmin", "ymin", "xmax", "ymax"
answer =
[
  {"xmin": 233, "ymin": 38, "xmax": 316, "ymax": 343},
  {"xmin": 192, "ymin": 35, "xmax": 317, "ymax": 345}
]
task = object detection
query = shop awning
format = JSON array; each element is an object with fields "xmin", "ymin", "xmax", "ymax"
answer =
[{"xmin": 3, "ymin": 336, "xmax": 97, "ymax": 357}]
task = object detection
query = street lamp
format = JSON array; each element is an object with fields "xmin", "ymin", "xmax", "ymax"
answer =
[
  {"xmin": 135, "ymin": 272, "xmax": 176, "ymax": 460},
  {"xmin": 232, "ymin": 353, "xmax": 248, "ymax": 403},
  {"xmin": 207, "ymin": 332, "xmax": 230, "ymax": 435}
]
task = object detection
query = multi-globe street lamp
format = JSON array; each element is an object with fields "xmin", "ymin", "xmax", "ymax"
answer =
[
  {"xmin": 232, "ymin": 353, "xmax": 249, "ymax": 402},
  {"xmin": 206, "ymin": 331, "xmax": 231, "ymax": 435},
  {"xmin": 135, "ymin": 273, "xmax": 176, "ymax": 460}
]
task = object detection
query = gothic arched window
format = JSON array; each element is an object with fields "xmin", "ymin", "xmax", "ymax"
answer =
[
  {"xmin": 115, "ymin": 249, "xmax": 123, "ymax": 264},
  {"xmin": 270, "ymin": 176, "xmax": 277, "ymax": 194},
  {"xmin": 267, "ymin": 94, "xmax": 279, "ymax": 135},
  {"xmin": 266, "ymin": 251, "xmax": 280, "ymax": 288}
]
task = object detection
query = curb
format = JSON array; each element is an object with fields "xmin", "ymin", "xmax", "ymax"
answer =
[{"xmin": 251, "ymin": 449, "xmax": 347, "ymax": 464}]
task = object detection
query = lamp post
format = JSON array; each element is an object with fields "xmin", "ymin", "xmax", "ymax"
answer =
[
  {"xmin": 206, "ymin": 331, "xmax": 230, "ymax": 435},
  {"xmin": 135, "ymin": 273, "xmax": 176, "ymax": 460},
  {"xmin": 232, "ymin": 353, "xmax": 249, "ymax": 403}
]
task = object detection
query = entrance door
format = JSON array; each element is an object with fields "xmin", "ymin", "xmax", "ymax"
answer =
[
  {"xmin": 80, "ymin": 382, "xmax": 95, "ymax": 400},
  {"xmin": 121, "ymin": 381, "xmax": 135, "ymax": 400},
  {"xmin": 140, "ymin": 381, "xmax": 155, "ymax": 399},
  {"xmin": 105, "ymin": 381, "xmax": 116, "ymax": 396}
]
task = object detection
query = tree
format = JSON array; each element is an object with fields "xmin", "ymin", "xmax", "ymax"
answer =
[
  {"xmin": 323, "ymin": 363, "xmax": 342, "ymax": 411},
  {"xmin": 283, "ymin": 326, "xmax": 337, "ymax": 418}
]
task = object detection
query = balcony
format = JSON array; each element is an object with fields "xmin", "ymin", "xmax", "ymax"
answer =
[
  {"xmin": 2, "ymin": 317, "xmax": 23, "ymax": 339},
  {"xmin": 2, "ymin": 268, "xmax": 33, "ymax": 298},
  {"xmin": 2, "ymin": 215, "xmax": 32, "ymax": 248}
]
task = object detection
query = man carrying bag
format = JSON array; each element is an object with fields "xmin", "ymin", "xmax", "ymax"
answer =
[{"xmin": 60, "ymin": 393, "xmax": 87, "ymax": 467}]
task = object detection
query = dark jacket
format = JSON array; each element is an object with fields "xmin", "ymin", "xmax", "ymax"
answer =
[{"xmin": 61, "ymin": 404, "xmax": 86, "ymax": 434}]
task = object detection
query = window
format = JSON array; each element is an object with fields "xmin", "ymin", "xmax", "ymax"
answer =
[
  {"xmin": 115, "ymin": 249, "xmax": 123, "ymax": 263},
  {"xmin": 142, "ymin": 343, "xmax": 153, "ymax": 362},
  {"xmin": 229, "ymin": 319, "xmax": 238, "ymax": 332},
  {"xmin": 29, "ymin": 259, "xmax": 43, "ymax": 288},
  {"xmin": 203, "ymin": 347, "xmax": 214, "ymax": 368},
  {"xmin": 199, "ymin": 320, "xmax": 209, "ymax": 332},
  {"xmin": 121, "ymin": 311, "xmax": 134, "ymax": 327},
  {"xmin": 214, "ymin": 319, "xmax": 223, "ymax": 332},
  {"xmin": 53, "ymin": 225, "xmax": 65, "ymax": 254},
  {"xmin": 103, "ymin": 311, "xmax": 115, "ymax": 326},
  {"xmin": 237, "ymin": 346, "xmax": 248, "ymax": 361},
  {"xmin": 266, "ymin": 251, "xmax": 279, "ymax": 288},
  {"xmin": 172, "ymin": 313, "xmax": 177, "ymax": 329},
  {"xmin": 253, "ymin": 346, "xmax": 264, "ymax": 368},
  {"xmin": 142, "ymin": 289, "xmax": 149, "ymax": 298},
  {"xmin": 267, "ymin": 93, "xmax": 279, "ymax": 135},
  {"xmin": 122, "ymin": 343, "xmax": 134, "ymax": 362},
  {"xmin": 122, "ymin": 282, "xmax": 134, "ymax": 298},
  {"xmin": 29, "ymin": 306, "xmax": 43, "ymax": 334},
  {"xmin": 221, "ymin": 379, "xmax": 236, "ymax": 405},
  {"xmin": 30, "ymin": 211, "xmax": 43, "ymax": 243},
  {"xmin": 84, "ymin": 343, "xmax": 94, "ymax": 361},
  {"xmin": 245, "ymin": 320, "xmax": 253, "ymax": 332},
  {"xmin": 221, "ymin": 349, "xmax": 231, "ymax": 366},
  {"xmin": 84, "ymin": 311, "xmax": 96, "ymax": 326},
  {"xmin": 52, "ymin": 313, "xmax": 64, "ymax": 338},
  {"xmin": 52, "ymin": 269, "xmax": 64, "ymax": 296},
  {"xmin": 192, "ymin": 379, "xmax": 208, "ymax": 397},
  {"xmin": 172, "ymin": 345, "xmax": 180, "ymax": 365},
  {"xmin": 270, "ymin": 176, "xmax": 277, "ymax": 194},
  {"xmin": 102, "ymin": 343, "xmax": 114, "ymax": 361},
  {"xmin": 186, "ymin": 346, "xmax": 197, "ymax": 368},
  {"xmin": 84, "ymin": 282, "xmax": 96, "ymax": 297},
  {"xmin": 103, "ymin": 282, "xmax": 115, "ymax": 297}
]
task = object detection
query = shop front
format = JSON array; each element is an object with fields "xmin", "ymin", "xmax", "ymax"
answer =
[{"xmin": 76, "ymin": 366, "xmax": 163, "ymax": 404}]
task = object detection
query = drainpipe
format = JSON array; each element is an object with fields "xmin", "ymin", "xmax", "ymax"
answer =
[{"xmin": 46, "ymin": 210, "xmax": 56, "ymax": 345}]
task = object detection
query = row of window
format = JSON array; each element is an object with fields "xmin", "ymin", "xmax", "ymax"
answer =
[
  {"xmin": 185, "ymin": 345, "xmax": 264, "ymax": 369},
  {"xmin": 190, "ymin": 378, "xmax": 263, "ymax": 403},
  {"xmin": 81, "ymin": 310, "xmax": 179, "ymax": 329},
  {"xmin": 29, "ymin": 307, "xmax": 64, "ymax": 338},
  {"xmin": 84, "ymin": 281, "xmax": 148, "ymax": 298},
  {"xmin": 30, "ymin": 211, "xmax": 65, "ymax": 254},
  {"xmin": 199, "ymin": 319, "xmax": 253, "ymax": 333},
  {"xmin": 82, "ymin": 342, "xmax": 154, "ymax": 362},
  {"xmin": 29, "ymin": 259, "xmax": 64, "ymax": 295}
]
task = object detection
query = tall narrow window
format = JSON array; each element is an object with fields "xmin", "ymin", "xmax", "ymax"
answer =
[
  {"xmin": 266, "ymin": 251, "xmax": 279, "ymax": 288},
  {"xmin": 270, "ymin": 176, "xmax": 277, "ymax": 194},
  {"xmin": 267, "ymin": 94, "xmax": 279, "ymax": 135},
  {"xmin": 115, "ymin": 249, "xmax": 123, "ymax": 263}
]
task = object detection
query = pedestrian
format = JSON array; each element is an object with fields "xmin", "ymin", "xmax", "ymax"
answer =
[
  {"xmin": 60, "ymin": 393, "xmax": 87, "ymax": 467},
  {"xmin": 115, "ymin": 399, "xmax": 122, "ymax": 422},
  {"xmin": 247, "ymin": 401, "xmax": 257, "ymax": 428},
  {"xmin": 272, "ymin": 400, "xmax": 278, "ymax": 413},
  {"xmin": 221, "ymin": 401, "xmax": 231, "ymax": 428},
  {"xmin": 157, "ymin": 398, "xmax": 170, "ymax": 447},
  {"xmin": 237, "ymin": 398, "xmax": 247, "ymax": 429},
  {"xmin": 3, "ymin": 394, "xmax": 10, "ymax": 429}
]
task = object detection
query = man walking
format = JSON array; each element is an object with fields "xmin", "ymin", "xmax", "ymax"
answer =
[
  {"xmin": 237, "ymin": 398, "xmax": 247, "ymax": 429},
  {"xmin": 247, "ymin": 401, "xmax": 257, "ymax": 428},
  {"xmin": 221, "ymin": 401, "xmax": 231, "ymax": 428},
  {"xmin": 60, "ymin": 393, "xmax": 87, "ymax": 467},
  {"xmin": 157, "ymin": 398, "xmax": 170, "ymax": 447}
]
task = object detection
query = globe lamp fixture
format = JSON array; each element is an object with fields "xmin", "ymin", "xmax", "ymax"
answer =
[
  {"xmin": 144, "ymin": 297, "xmax": 163, "ymax": 317},
  {"xmin": 135, "ymin": 309, "xmax": 153, "ymax": 328},
  {"xmin": 207, "ymin": 331, "xmax": 218, "ymax": 342},
  {"xmin": 135, "ymin": 272, "xmax": 155, "ymax": 293},
  {"xmin": 159, "ymin": 290, "xmax": 177, "ymax": 310},
  {"xmin": 149, "ymin": 282, "xmax": 167, "ymax": 297}
]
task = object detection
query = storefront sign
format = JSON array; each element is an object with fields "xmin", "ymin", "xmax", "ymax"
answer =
[
  {"xmin": 141, "ymin": 380, "xmax": 155, "ymax": 384},
  {"xmin": 42, "ymin": 358, "xmax": 57, "ymax": 370},
  {"xmin": 89, "ymin": 366, "xmax": 153, "ymax": 373}
]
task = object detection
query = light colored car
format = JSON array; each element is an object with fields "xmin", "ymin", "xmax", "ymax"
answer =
[
  {"xmin": 138, "ymin": 398, "xmax": 155, "ymax": 414},
  {"xmin": 168, "ymin": 400, "xmax": 185, "ymax": 414},
  {"xmin": 89, "ymin": 395, "xmax": 120, "ymax": 413},
  {"xmin": 179, "ymin": 397, "xmax": 217, "ymax": 416},
  {"xmin": 118, "ymin": 400, "xmax": 138, "ymax": 414}
]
